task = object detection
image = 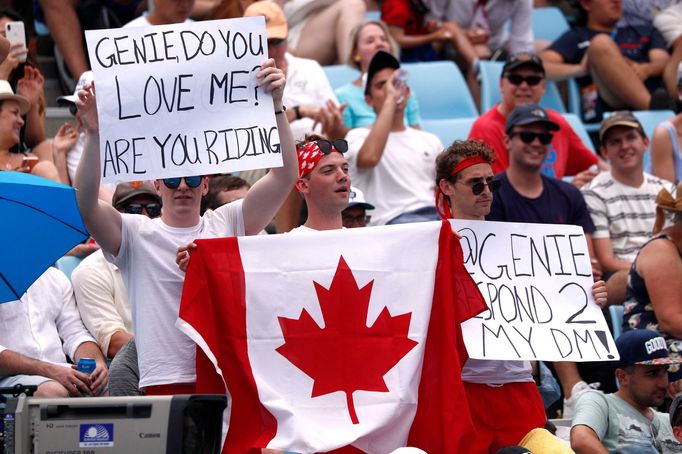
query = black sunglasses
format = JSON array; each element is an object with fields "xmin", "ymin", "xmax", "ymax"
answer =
[
  {"xmin": 124, "ymin": 202, "xmax": 161, "ymax": 218},
  {"xmin": 162, "ymin": 176, "xmax": 203, "ymax": 189},
  {"xmin": 268, "ymin": 38, "xmax": 286, "ymax": 47},
  {"xmin": 505, "ymin": 74, "xmax": 544, "ymax": 86},
  {"xmin": 461, "ymin": 177, "xmax": 501, "ymax": 196},
  {"xmin": 315, "ymin": 139, "xmax": 348, "ymax": 154},
  {"xmin": 510, "ymin": 131, "xmax": 554, "ymax": 145}
]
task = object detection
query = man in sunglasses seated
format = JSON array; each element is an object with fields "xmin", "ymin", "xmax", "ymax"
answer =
[
  {"xmin": 345, "ymin": 50, "xmax": 443, "ymax": 225},
  {"xmin": 73, "ymin": 59, "xmax": 298, "ymax": 396},
  {"xmin": 468, "ymin": 53, "xmax": 605, "ymax": 187},
  {"xmin": 71, "ymin": 181, "xmax": 162, "ymax": 396},
  {"xmin": 487, "ymin": 104, "xmax": 603, "ymax": 419}
]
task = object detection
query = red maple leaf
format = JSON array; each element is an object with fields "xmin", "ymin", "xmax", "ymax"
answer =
[{"xmin": 276, "ymin": 255, "xmax": 418, "ymax": 425}]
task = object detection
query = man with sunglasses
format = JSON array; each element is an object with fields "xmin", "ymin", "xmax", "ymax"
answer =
[
  {"xmin": 435, "ymin": 140, "xmax": 548, "ymax": 453},
  {"xmin": 290, "ymin": 136, "xmax": 351, "ymax": 232},
  {"xmin": 346, "ymin": 50, "xmax": 443, "ymax": 225},
  {"xmin": 342, "ymin": 186, "xmax": 374, "ymax": 229},
  {"xmin": 243, "ymin": 2, "xmax": 346, "ymax": 141},
  {"xmin": 74, "ymin": 58, "xmax": 298, "ymax": 396},
  {"xmin": 488, "ymin": 104, "xmax": 605, "ymax": 419},
  {"xmin": 468, "ymin": 52, "xmax": 604, "ymax": 187}
]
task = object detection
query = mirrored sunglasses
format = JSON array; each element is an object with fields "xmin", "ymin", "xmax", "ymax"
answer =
[{"xmin": 162, "ymin": 176, "xmax": 203, "ymax": 189}]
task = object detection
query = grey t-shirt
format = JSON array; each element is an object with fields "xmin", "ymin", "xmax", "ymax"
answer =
[{"xmin": 572, "ymin": 391, "xmax": 680, "ymax": 453}]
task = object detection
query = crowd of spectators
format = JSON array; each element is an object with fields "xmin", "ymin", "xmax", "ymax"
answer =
[{"xmin": 4, "ymin": 0, "xmax": 682, "ymax": 452}]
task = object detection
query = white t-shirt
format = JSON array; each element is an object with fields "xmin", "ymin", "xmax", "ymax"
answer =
[
  {"xmin": 283, "ymin": 53, "xmax": 338, "ymax": 140},
  {"xmin": 345, "ymin": 127, "xmax": 442, "ymax": 225},
  {"xmin": 103, "ymin": 201, "xmax": 245, "ymax": 388},
  {"xmin": 0, "ymin": 268, "xmax": 95, "ymax": 368}
]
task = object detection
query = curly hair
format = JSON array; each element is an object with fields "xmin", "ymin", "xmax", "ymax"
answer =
[{"xmin": 435, "ymin": 140, "xmax": 496, "ymax": 187}]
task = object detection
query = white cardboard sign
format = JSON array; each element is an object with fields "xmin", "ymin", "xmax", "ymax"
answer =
[
  {"xmin": 452, "ymin": 219, "xmax": 619, "ymax": 362},
  {"xmin": 85, "ymin": 17, "xmax": 282, "ymax": 183}
]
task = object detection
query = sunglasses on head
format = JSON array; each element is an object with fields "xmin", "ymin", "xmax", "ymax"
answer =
[
  {"xmin": 162, "ymin": 176, "xmax": 203, "ymax": 189},
  {"xmin": 510, "ymin": 131, "xmax": 554, "ymax": 145},
  {"xmin": 315, "ymin": 139, "xmax": 348, "ymax": 154},
  {"xmin": 460, "ymin": 177, "xmax": 501, "ymax": 196},
  {"xmin": 505, "ymin": 74, "xmax": 544, "ymax": 86},
  {"xmin": 268, "ymin": 38, "xmax": 286, "ymax": 47},
  {"xmin": 124, "ymin": 202, "xmax": 161, "ymax": 218}
]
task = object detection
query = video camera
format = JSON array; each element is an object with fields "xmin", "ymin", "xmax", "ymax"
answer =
[{"xmin": 2, "ymin": 393, "xmax": 226, "ymax": 454}]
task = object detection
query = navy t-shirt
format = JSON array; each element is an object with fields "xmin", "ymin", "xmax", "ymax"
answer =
[
  {"xmin": 549, "ymin": 25, "xmax": 666, "ymax": 119},
  {"xmin": 487, "ymin": 172, "xmax": 596, "ymax": 234}
]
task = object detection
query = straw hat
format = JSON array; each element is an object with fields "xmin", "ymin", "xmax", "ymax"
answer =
[
  {"xmin": 0, "ymin": 80, "xmax": 30, "ymax": 115},
  {"xmin": 653, "ymin": 181, "xmax": 682, "ymax": 234}
]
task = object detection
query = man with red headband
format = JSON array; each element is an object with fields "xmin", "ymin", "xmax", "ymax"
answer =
[
  {"xmin": 291, "ymin": 136, "xmax": 351, "ymax": 232},
  {"xmin": 436, "ymin": 138, "xmax": 608, "ymax": 452},
  {"xmin": 435, "ymin": 140, "xmax": 547, "ymax": 452}
]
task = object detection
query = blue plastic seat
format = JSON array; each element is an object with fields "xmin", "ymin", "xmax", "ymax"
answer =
[
  {"xmin": 402, "ymin": 61, "xmax": 478, "ymax": 119},
  {"xmin": 562, "ymin": 113, "xmax": 596, "ymax": 153},
  {"xmin": 479, "ymin": 61, "xmax": 566, "ymax": 113},
  {"xmin": 322, "ymin": 64, "xmax": 360, "ymax": 90},
  {"xmin": 532, "ymin": 7, "xmax": 570, "ymax": 43},
  {"xmin": 609, "ymin": 305, "xmax": 624, "ymax": 341},
  {"xmin": 421, "ymin": 118, "xmax": 476, "ymax": 146},
  {"xmin": 366, "ymin": 10, "xmax": 380, "ymax": 21},
  {"xmin": 55, "ymin": 256, "xmax": 83, "ymax": 280}
]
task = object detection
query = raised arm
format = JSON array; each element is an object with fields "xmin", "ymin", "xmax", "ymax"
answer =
[
  {"xmin": 73, "ymin": 82, "xmax": 123, "ymax": 256},
  {"xmin": 241, "ymin": 59, "xmax": 298, "ymax": 236}
]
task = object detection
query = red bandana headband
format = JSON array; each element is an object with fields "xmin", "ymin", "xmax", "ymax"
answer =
[
  {"xmin": 297, "ymin": 142, "xmax": 324, "ymax": 178},
  {"xmin": 449, "ymin": 155, "xmax": 487, "ymax": 176},
  {"xmin": 435, "ymin": 155, "xmax": 489, "ymax": 220}
]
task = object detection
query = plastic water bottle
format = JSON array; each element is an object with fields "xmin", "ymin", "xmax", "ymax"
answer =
[{"xmin": 393, "ymin": 69, "xmax": 409, "ymax": 104}]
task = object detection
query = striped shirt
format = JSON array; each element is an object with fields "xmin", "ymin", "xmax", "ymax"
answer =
[{"xmin": 581, "ymin": 172, "xmax": 674, "ymax": 263}]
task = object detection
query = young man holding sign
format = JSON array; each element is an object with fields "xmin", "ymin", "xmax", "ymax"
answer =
[{"xmin": 73, "ymin": 58, "xmax": 298, "ymax": 395}]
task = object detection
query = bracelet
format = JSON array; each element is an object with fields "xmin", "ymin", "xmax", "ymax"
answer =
[{"xmin": 274, "ymin": 105, "xmax": 287, "ymax": 115}]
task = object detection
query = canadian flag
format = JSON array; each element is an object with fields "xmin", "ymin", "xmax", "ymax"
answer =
[{"xmin": 178, "ymin": 221, "xmax": 487, "ymax": 453}]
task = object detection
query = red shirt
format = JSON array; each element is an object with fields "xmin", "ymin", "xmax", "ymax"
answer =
[
  {"xmin": 468, "ymin": 105, "xmax": 598, "ymax": 178},
  {"xmin": 382, "ymin": 0, "xmax": 429, "ymax": 35}
]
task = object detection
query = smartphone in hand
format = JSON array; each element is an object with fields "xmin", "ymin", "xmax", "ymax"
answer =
[{"xmin": 5, "ymin": 21, "xmax": 26, "ymax": 62}]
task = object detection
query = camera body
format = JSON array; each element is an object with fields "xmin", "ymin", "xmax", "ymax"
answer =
[{"xmin": 2, "ymin": 394, "xmax": 226, "ymax": 454}]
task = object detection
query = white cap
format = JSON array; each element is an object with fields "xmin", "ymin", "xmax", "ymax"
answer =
[
  {"xmin": 347, "ymin": 186, "xmax": 374, "ymax": 210},
  {"xmin": 57, "ymin": 71, "xmax": 94, "ymax": 105},
  {"xmin": 389, "ymin": 449, "xmax": 427, "ymax": 454}
]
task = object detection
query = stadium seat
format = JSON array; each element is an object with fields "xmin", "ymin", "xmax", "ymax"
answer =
[
  {"xmin": 609, "ymin": 305, "xmax": 624, "ymax": 341},
  {"xmin": 562, "ymin": 113, "xmax": 596, "ymax": 153},
  {"xmin": 479, "ymin": 61, "xmax": 566, "ymax": 113},
  {"xmin": 403, "ymin": 61, "xmax": 478, "ymax": 119},
  {"xmin": 421, "ymin": 118, "xmax": 476, "ymax": 146},
  {"xmin": 532, "ymin": 7, "xmax": 570, "ymax": 43},
  {"xmin": 55, "ymin": 256, "xmax": 83, "ymax": 280},
  {"xmin": 366, "ymin": 10, "xmax": 380, "ymax": 21},
  {"xmin": 322, "ymin": 64, "xmax": 360, "ymax": 90}
]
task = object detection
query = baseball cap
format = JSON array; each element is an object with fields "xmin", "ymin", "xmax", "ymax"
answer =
[
  {"xmin": 244, "ymin": 1, "xmax": 288, "ymax": 40},
  {"xmin": 502, "ymin": 52, "xmax": 545, "ymax": 77},
  {"xmin": 599, "ymin": 111, "xmax": 645, "ymax": 143},
  {"xmin": 615, "ymin": 329, "xmax": 680, "ymax": 367},
  {"xmin": 494, "ymin": 447, "xmax": 532, "ymax": 454},
  {"xmin": 347, "ymin": 186, "xmax": 375, "ymax": 210},
  {"xmin": 57, "ymin": 71, "xmax": 94, "ymax": 106},
  {"xmin": 365, "ymin": 50, "xmax": 400, "ymax": 96},
  {"xmin": 505, "ymin": 104, "xmax": 560, "ymax": 134},
  {"xmin": 112, "ymin": 181, "xmax": 161, "ymax": 210}
]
